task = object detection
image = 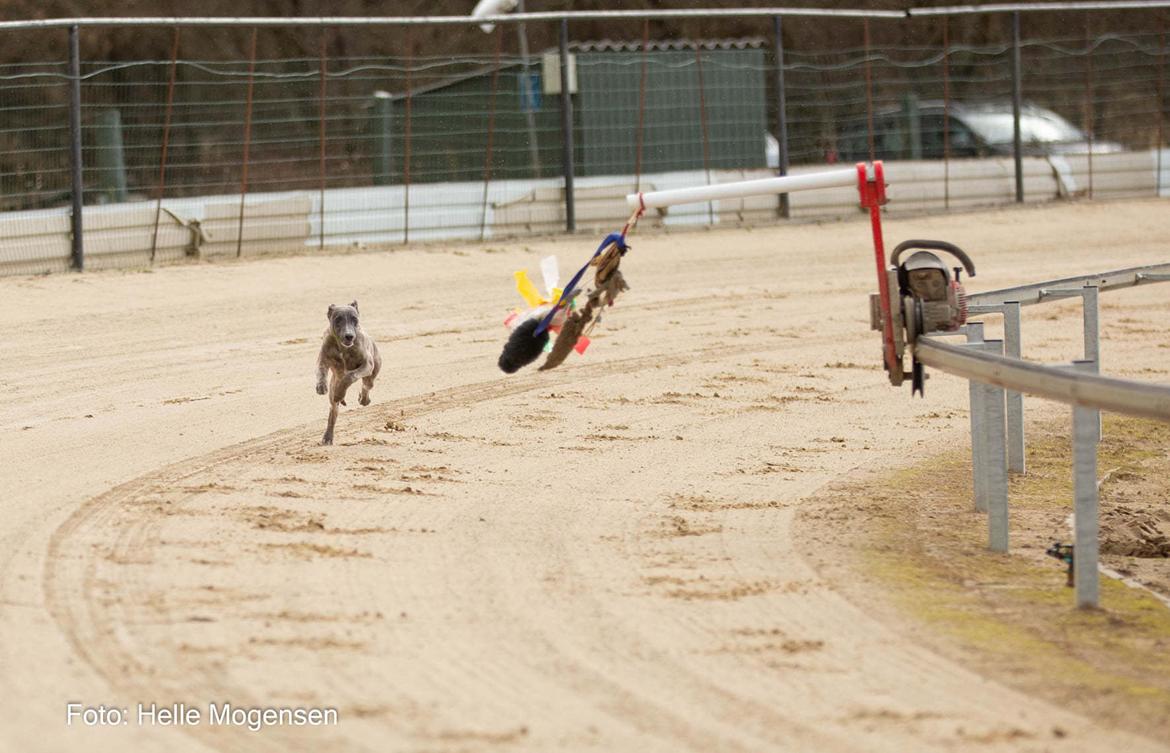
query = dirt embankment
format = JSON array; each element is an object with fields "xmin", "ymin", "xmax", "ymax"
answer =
[{"xmin": 798, "ymin": 415, "xmax": 1170, "ymax": 742}]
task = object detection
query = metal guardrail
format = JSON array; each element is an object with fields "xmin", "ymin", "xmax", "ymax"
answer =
[
  {"xmin": 914, "ymin": 337, "xmax": 1170, "ymax": 421},
  {"xmin": 912, "ymin": 268, "xmax": 1170, "ymax": 608},
  {"xmin": 967, "ymin": 263, "xmax": 1170, "ymax": 308},
  {"xmin": 931, "ymin": 267, "xmax": 1170, "ymax": 422}
]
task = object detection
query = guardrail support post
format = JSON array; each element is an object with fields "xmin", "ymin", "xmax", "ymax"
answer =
[
  {"xmin": 1003, "ymin": 301, "xmax": 1025, "ymax": 474},
  {"xmin": 966, "ymin": 322, "xmax": 988, "ymax": 512},
  {"xmin": 1082, "ymin": 284, "xmax": 1099, "ymax": 367},
  {"xmin": 1082, "ymin": 284, "xmax": 1101, "ymax": 440},
  {"xmin": 1072, "ymin": 359, "xmax": 1100, "ymax": 608},
  {"xmin": 981, "ymin": 339, "xmax": 1009, "ymax": 553}
]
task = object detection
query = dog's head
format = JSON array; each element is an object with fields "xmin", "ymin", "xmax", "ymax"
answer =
[{"xmin": 327, "ymin": 300, "xmax": 360, "ymax": 348}]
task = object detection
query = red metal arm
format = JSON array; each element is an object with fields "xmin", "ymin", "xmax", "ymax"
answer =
[{"xmin": 857, "ymin": 161, "xmax": 897, "ymax": 377}]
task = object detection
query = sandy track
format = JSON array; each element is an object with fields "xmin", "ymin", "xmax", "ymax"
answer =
[{"xmin": 3, "ymin": 200, "xmax": 1170, "ymax": 752}]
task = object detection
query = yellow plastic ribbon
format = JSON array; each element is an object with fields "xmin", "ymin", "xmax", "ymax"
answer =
[
  {"xmin": 514, "ymin": 270, "xmax": 544, "ymax": 308},
  {"xmin": 514, "ymin": 269, "xmax": 561, "ymax": 309}
]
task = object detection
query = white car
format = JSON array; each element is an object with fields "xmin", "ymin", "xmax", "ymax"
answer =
[{"xmin": 834, "ymin": 101, "xmax": 1124, "ymax": 162}]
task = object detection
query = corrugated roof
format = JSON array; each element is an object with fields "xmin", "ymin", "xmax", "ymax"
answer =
[
  {"xmin": 389, "ymin": 38, "xmax": 767, "ymax": 99},
  {"xmin": 569, "ymin": 37, "xmax": 767, "ymax": 53}
]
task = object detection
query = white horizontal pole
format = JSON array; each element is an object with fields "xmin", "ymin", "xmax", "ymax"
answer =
[
  {"xmin": 1, "ymin": 3, "xmax": 1166, "ymax": 29},
  {"xmin": 627, "ymin": 168, "xmax": 858, "ymax": 210},
  {"xmin": 913, "ymin": 1, "xmax": 1170, "ymax": 17},
  {"xmin": 0, "ymin": 10, "xmax": 907, "ymax": 31}
]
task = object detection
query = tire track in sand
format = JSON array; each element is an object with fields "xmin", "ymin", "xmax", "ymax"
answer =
[{"xmin": 43, "ymin": 340, "xmax": 793, "ymax": 752}]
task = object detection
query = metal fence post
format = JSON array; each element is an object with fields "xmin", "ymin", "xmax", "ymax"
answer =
[
  {"xmin": 981, "ymin": 339, "xmax": 1009, "ymax": 553},
  {"xmin": 864, "ymin": 19, "xmax": 875, "ymax": 163},
  {"xmin": 403, "ymin": 28, "xmax": 413, "ymax": 245},
  {"xmin": 318, "ymin": 30, "xmax": 328, "ymax": 250},
  {"xmin": 1083, "ymin": 17, "xmax": 1096, "ymax": 199},
  {"xmin": 515, "ymin": 0, "xmax": 541, "ymax": 180},
  {"xmin": 942, "ymin": 19, "xmax": 951, "ymax": 209},
  {"xmin": 559, "ymin": 18, "xmax": 576, "ymax": 233},
  {"xmin": 1003, "ymin": 301, "xmax": 1025, "ymax": 474},
  {"xmin": 1159, "ymin": 19, "xmax": 1166, "ymax": 198},
  {"xmin": 150, "ymin": 27, "xmax": 181, "ymax": 263},
  {"xmin": 68, "ymin": 25, "xmax": 84, "ymax": 271},
  {"xmin": 1011, "ymin": 11, "xmax": 1024, "ymax": 203},
  {"xmin": 772, "ymin": 15, "xmax": 790, "ymax": 219},
  {"xmin": 634, "ymin": 19, "xmax": 649, "ymax": 192},
  {"xmin": 235, "ymin": 28, "xmax": 258, "ymax": 259},
  {"xmin": 1072, "ymin": 359, "xmax": 1100, "ymax": 609},
  {"xmin": 479, "ymin": 26, "xmax": 504, "ymax": 242},
  {"xmin": 694, "ymin": 41, "xmax": 715, "ymax": 225},
  {"xmin": 966, "ymin": 322, "xmax": 987, "ymax": 512}
]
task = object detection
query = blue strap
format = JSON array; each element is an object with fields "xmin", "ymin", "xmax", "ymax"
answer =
[{"xmin": 534, "ymin": 233, "xmax": 628, "ymax": 336}]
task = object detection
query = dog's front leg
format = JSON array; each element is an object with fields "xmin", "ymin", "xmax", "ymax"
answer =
[
  {"xmin": 315, "ymin": 346, "xmax": 329, "ymax": 395},
  {"xmin": 331, "ymin": 371, "xmax": 353, "ymax": 406},
  {"xmin": 322, "ymin": 400, "xmax": 339, "ymax": 445},
  {"xmin": 322, "ymin": 371, "xmax": 343, "ymax": 445}
]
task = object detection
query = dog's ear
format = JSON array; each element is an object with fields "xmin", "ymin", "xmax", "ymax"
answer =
[
  {"xmin": 327, "ymin": 304, "xmax": 336, "ymax": 319},
  {"xmin": 350, "ymin": 300, "xmax": 359, "ymax": 313}
]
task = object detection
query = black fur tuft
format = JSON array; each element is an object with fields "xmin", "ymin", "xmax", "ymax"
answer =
[{"xmin": 498, "ymin": 317, "xmax": 549, "ymax": 373}]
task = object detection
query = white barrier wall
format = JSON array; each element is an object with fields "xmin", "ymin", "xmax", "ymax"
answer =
[{"xmin": 0, "ymin": 151, "xmax": 1166, "ymax": 276}]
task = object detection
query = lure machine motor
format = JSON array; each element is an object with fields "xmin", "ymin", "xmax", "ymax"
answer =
[{"xmin": 870, "ymin": 240, "xmax": 976, "ymax": 394}]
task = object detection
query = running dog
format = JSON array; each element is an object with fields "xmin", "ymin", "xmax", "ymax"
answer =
[{"xmin": 315, "ymin": 301, "xmax": 381, "ymax": 445}]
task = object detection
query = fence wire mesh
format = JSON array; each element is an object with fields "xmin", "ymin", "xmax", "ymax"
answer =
[{"xmin": 0, "ymin": 11, "xmax": 1166, "ymax": 275}]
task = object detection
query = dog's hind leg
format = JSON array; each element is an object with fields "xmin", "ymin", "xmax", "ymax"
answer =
[
  {"xmin": 359, "ymin": 343, "xmax": 381, "ymax": 407},
  {"xmin": 359, "ymin": 375, "xmax": 374, "ymax": 406},
  {"xmin": 339, "ymin": 359, "xmax": 374, "ymax": 406}
]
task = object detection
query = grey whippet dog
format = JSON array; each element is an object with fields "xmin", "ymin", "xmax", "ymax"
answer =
[{"xmin": 316, "ymin": 301, "xmax": 381, "ymax": 445}]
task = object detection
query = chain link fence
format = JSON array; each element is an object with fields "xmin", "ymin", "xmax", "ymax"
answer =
[{"xmin": 0, "ymin": 8, "xmax": 1166, "ymax": 275}]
